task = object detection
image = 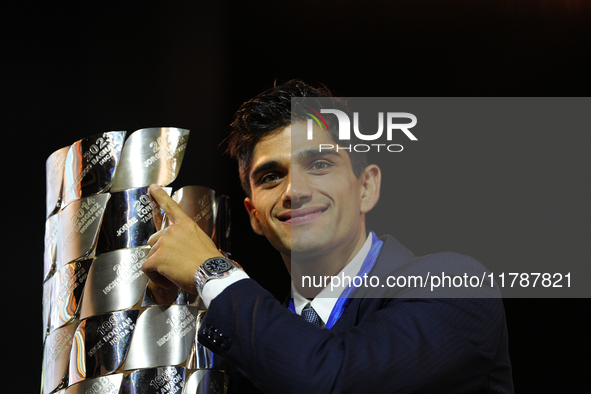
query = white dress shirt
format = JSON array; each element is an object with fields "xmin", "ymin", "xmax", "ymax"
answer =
[{"xmin": 291, "ymin": 233, "xmax": 372, "ymax": 327}]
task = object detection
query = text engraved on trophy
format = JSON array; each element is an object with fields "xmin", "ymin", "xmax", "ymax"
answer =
[
  {"xmin": 124, "ymin": 306, "xmax": 198, "ymax": 369},
  {"xmin": 71, "ymin": 197, "xmax": 104, "ymax": 235},
  {"xmin": 61, "ymin": 196, "xmax": 106, "ymax": 252},
  {"xmin": 193, "ymin": 193, "xmax": 213, "ymax": 224},
  {"xmin": 88, "ymin": 315, "xmax": 136, "ymax": 357},
  {"xmin": 43, "ymin": 323, "xmax": 79, "ymax": 394},
  {"xmin": 57, "ymin": 261, "xmax": 88, "ymax": 302},
  {"xmin": 85, "ymin": 378, "xmax": 118, "ymax": 394},
  {"xmin": 48, "ymin": 330, "xmax": 74, "ymax": 365},
  {"xmin": 50, "ymin": 260, "xmax": 92, "ymax": 332},
  {"xmin": 110, "ymin": 128, "xmax": 189, "ymax": 192},
  {"xmin": 148, "ymin": 368, "xmax": 184, "ymax": 394},
  {"xmin": 72, "ymin": 133, "xmax": 120, "ymax": 189},
  {"xmin": 102, "ymin": 248, "xmax": 147, "ymax": 295},
  {"xmin": 80, "ymin": 247, "xmax": 150, "ymax": 319},
  {"xmin": 169, "ymin": 186, "xmax": 217, "ymax": 238},
  {"xmin": 144, "ymin": 133, "xmax": 188, "ymax": 169},
  {"xmin": 66, "ymin": 375, "xmax": 122, "ymax": 394},
  {"xmin": 116, "ymin": 193, "xmax": 157, "ymax": 238},
  {"xmin": 157, "ymin": 306, "xmax": 196, "ymax": 347},
  {"xmin": 70, "ymin": 310, "xmax": 139, "ymax": 384},
  {"xmin": 63, "ymin": 131, "xmax": 124, "ymax": 205},
  {"xmin": 120, "ymin": 367, "xmax": 186, "ymax": 394},
  {"xmin": 47, "ymin": 147, "xmax": 68, "ymax": 181}
]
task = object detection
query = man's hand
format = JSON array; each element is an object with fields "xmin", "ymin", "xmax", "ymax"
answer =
[{"xmin": 142, "ymin": 184, "xmax": 223, "ymax": 294}]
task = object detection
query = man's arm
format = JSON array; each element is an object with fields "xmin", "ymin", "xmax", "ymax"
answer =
[
  {"xmin": 199, "ymin": 278, "xmax": 509, "ymax": 394},
  {"xmin": 142, "ymin": 185, "xmax": 511, "ymax": 394}
]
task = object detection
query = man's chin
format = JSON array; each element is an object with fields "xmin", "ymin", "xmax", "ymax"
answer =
[{"xmin": 289, "ymin": 234, "xmax": 329, "ymax": 258}]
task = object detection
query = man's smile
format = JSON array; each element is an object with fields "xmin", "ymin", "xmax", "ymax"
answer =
[{"xmin": 277, "ymin": 206, "xmax": 328, "ymax": 225}]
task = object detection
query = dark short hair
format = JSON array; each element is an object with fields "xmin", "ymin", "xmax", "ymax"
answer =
[{"xmin": 226, "ymin": 79, "xmax": 367, "ymax": 196}]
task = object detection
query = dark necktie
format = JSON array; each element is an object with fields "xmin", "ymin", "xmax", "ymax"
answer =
[{"xmin": 301, "ymin": 304, "xmax": 322, "ymax": 327}]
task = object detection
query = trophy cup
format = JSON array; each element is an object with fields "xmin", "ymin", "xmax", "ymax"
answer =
[{"xmin": 42, "ymin": 128, "xmax": 230, "ymax": 394}]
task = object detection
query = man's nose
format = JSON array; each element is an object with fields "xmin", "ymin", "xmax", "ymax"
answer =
[{"xmin": 283, "ymin": 171, "xmax": 311, "ymax": 208}]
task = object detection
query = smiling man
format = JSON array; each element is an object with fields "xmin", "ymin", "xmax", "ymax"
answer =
[{"xmin": 143, "ymin": 80, "xmax": 513, "ymax": 393}]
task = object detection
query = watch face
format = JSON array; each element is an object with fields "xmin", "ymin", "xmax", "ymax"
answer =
[{"xmin": 204, "ymin": 258, "xmax": 231, "ymax": 274}]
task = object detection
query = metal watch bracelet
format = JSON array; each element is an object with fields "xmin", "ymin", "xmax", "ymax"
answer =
[{"xmin": 194, "ymin": 257, "xmax": 242, "ymax": 295}]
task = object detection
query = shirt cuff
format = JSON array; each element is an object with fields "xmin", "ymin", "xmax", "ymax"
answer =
[{"xmin": 201, "ymin": 269, "xmax": 250, "ymax": 308}]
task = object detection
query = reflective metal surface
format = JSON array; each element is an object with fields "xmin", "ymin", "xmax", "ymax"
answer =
[
  {"xmin": 44, "ymin": 214, "xmax": 60, "ymax": 281},
  {"xmin": 65, "ymin": 374, "xmax": 123, "ymax": 394},
  {"xmin": 110, "ymin": 127, "xmax": 190, "ymax": 192},
  {"xmin": 46, "ymin": 146, "xmax": 69, "ymax": 218},
  {"xmin": 62, "ymin": 131, "xmax": 126, "ymax": 207},
  {"xmin": 42, "ymin": 127, "xmax": 233, "ymax": 393},
  {"xmin": 213, "ymin": 195, "xmax": 231, "ymax": 254},
  {"xmin": 80, "ymin": 246, "xmax": 150, "ymax": 319},
  {"xmin": 120, "ymin": 366, "xmax": 186, "ymax": 394},
  {"xmin": 141, "ymin": 285, "xmax": 199, "ymax": 307},
  {"xmin": 95, "ymin": 187, "xmax": 163, "ymax": 254},
  {"xmin": 165, "ymin": 187, "xmax": 231, "ymax": 253},
  {"xmin": 167, "ymin": 186, "xmax": 217, "ymax": 237},
  {"xmin": 184, "ymin": 370, "xmax": 227, "ymax": 394},
  {"xmin": 49, "ymin": 259, "xmax": 92, "ymax": 333},
  {"xmin": 69, "ymin": 310, "xmax": 139, "ymax": 384},
  {"xmin": 42, "ymin": 276, "xmax": 53, "ymax": 340},
  {"xmin": 41, "ymin": 322, "xmax": 79, "ymax": 394},
  {"xmin": 124, "ymin": 305, "xmax": 198, "ymax": 370},
  {"xmin": 56, "ymin": 194, "xmax": 110, "ymax": 269}
]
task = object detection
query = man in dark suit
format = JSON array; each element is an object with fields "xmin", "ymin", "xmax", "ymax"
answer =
[{"xmin": 143, "ymin": 80, "xmax": 513, "ymax": 393}]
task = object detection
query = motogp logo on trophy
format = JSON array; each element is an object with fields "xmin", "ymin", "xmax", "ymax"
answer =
[{"xmin": 304, "ymin": 107, "xmax": 417, "ymax": 153}]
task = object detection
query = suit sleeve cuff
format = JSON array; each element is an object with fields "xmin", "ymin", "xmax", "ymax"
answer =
[{"xmin": 201, "ymin": 269, "xmax": 250, "ymax": 308}]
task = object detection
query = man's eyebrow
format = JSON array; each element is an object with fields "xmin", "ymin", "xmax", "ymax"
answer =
[
  {"xmin": 296, "ymin": 148, "xmax": 341, "ymax": 162},
  {"xmin": 250, "ymin": 160, "xmax": 281, "ymax": 181}
]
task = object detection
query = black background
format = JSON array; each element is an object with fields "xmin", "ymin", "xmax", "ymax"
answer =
[{"xmin": 2, "ymin": 1, "xmax": 589, "ymax": 392}]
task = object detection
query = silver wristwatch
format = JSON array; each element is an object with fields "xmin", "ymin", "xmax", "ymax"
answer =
[{"xmin": 194, "ymin": 256, "xmax": 243, "ymax": 295}]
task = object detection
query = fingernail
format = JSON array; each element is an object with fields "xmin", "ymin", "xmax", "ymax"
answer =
[{"xmin": 150, "ymin": 184, "xmax": 162, "ymax": 191}]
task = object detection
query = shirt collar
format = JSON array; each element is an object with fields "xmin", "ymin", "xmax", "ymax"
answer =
[{"xmin": 291, "ymin": 232, "xmax": 373, "ymax": 325}]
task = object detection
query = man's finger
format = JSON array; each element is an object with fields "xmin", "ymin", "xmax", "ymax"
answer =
[
  {"xmin": 149, "ymin": 184, "xmax": 190, "ymax": 224},
  {"xmin": 147, "ymin": 228, "xmax": 164, "ymax": 248}
]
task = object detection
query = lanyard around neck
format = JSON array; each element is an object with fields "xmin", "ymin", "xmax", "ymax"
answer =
[{"xmin": 289, "ymin": 232, "xmax": 384, "ymax": 329}]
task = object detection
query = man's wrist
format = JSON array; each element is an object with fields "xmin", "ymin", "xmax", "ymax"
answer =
[{"xmin": 194, "ymin": 256, "xmax": 243, "ymax": 296}]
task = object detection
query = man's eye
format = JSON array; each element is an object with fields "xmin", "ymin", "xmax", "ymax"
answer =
[
  {"xmin": 260, "ymin": 173, "xmax": 280, "ymax": 184},
  {"xmin": 309, "ymin": 161, "xmax": 331, "ymax": 171}
]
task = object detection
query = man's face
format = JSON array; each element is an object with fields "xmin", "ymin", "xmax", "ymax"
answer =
[{"xmin": 244, "ymin": 123, "xmax": 371, "ymax": 263}]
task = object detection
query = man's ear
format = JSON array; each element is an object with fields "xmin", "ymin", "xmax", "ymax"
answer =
[
  {"xmin": 244, "ymin": 197, "xmax": 264, "ymax": 236},
  {"xmin": 359, "ymin": 164, "xmax": 381, "ymax": 214}
]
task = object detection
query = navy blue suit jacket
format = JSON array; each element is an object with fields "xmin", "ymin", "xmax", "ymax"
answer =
[{"xmin": 198, "ymin": 235, "xmax": 513, "ymax": 393}]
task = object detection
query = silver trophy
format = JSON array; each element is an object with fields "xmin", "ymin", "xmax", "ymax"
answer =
[{"xmin": 43, "ymin": 127, "xmax": 231, "ymax": 394}]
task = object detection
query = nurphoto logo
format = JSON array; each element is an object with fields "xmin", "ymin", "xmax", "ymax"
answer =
[{"xmin": 305, "ymin": 106, "xmax": 418, "ymax": 153}]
